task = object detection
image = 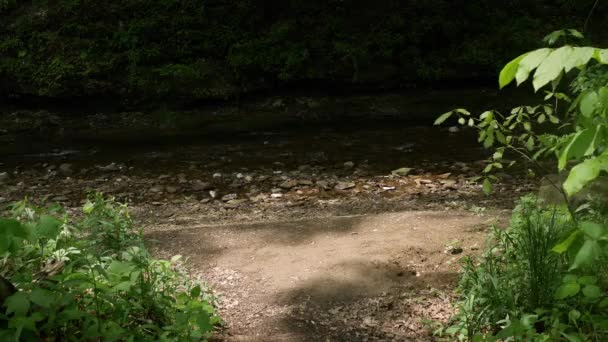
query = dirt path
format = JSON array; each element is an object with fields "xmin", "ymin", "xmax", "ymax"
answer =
[{"xmin": 147, "ymin": 210, "xmax": 505, "ymax": 341}]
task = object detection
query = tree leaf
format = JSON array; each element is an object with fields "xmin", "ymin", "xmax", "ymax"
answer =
[
  {"xmin": 570, "ymin": 240, "xmax": 602, "ymax": 270},
  {"xmin": 30, "ymin": 289, "xmax": 53, "ymax": 308},
  {"xmin": 434, "ymin": 111, "xmax": 452, "ymax": 125},
  {"xmin": 515, "ymin": 48, "xmax": 551, "ymax": 85},
  {"xmin": 499, "ymin": 53, "xmax": 527, "ymax": 88},
  {"xmin": 555, "ymin": 282, "xmax": 580, "ymax": 299},
  {"xmin": 533, "ymin": 46, "xmax": 571, "ymax": 91},
  {"xmin": 552, "ymin": 230, "xmax": 581, "ymax": 254},
  {"xmin": 582, "ymin": 285, "xmax": 602, "ymax": 299},
  {"xmin": 36, "ymin": 215, "xmax": 62, "ymax": 240},
  {"xmin": 5, "ymin": 292, "xmax": 30, "ymax": 316},
  {"xmin": 558, "ymin": 129, "xmax": 594, "ymax": 170},
  {"xmin": 482, "ymin": 178, "xmax": 492, "ymax": 195},
  {"xmin": 563, "ymin": 151, "xmax": 608, "ymax": 196},
  {"xmin": 579, "ymin": 91, "xmax": 599, "ymax": 117},
  {"xmin": 581, "ymin": 221, "xmax": 605, "ymax": 240},
  {"xmin": 577, "ymin": 276, "xmax": 597, "ymax": 285},
  {"xmin": 564, "ymin": 47, "xmax": 595, "ymax": 72}
]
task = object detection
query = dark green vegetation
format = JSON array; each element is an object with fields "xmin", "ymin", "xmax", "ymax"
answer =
[
  {"xmin": 0, "ymin": 194, "xmax": 219, "ymax": 341},
  {"xmin": 436, "ymin": 31, "xmax": 608, "ymax": 340},
  {"xmin": 0, "ymin": 0, "xmax": 604, "ymax": 105}
]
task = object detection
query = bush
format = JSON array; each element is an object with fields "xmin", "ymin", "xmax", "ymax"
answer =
[{"xmin": 0, "ymin": 194, "xmax": 220, "ymax": 341}]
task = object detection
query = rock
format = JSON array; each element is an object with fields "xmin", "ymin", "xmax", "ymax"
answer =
[
  {"xmin": 279, "ymin": 179, "xmax": 299, "ymax": 189},
  {"xmin": 213, "ymin": 173, "xmax": 222, "ymax": 179},
  {"xmin": 316, "ymin": 180, "xmax": 331, "ymax": 189},
  {"xmin": 271, "ymin": 193, "xmax": 283, "ymax": 198},
  {"xmin": 98, "ymin": 163, "xmax": 121, "ymax": 172},
  {"xmin": 271, "ymin": 188, "xmax": 283, "ymax": 194},
  {"xmin": 447, "ymin": 246, "xmax": 464, "ymax": 255},
  {"xmin": 166, "ymin": 186, "xmax": 178, "ymax": 194},
  {"xmin": 0, "ymin": 172, "xmax": 8, "ymax": 182},
  {"xmin": 221, "ymin": 193, "xmax": 238, "ymax": 202},
  {"xmin": 192, "ymin": 181, "xmax": 213, "ymax": 191},
  {"xmin": 236, "ymin": 173, "xmax": 244, "ymax": 179},
  {"xmin": 209, "ymin": 190, "xmax": 218, "ymax": 198},
  {"xmin": 343, "ymin": 161, "xmax": 355, "ymax": 169},
  {"xmin": 335, "ymin": 181, "xmax": 356, "ymax": 191},
  {"xmin": 177, "ymin": 173, "xmax": 187, "ymax": 183},
  {"xmin": 158, "ymin": 174, "xmax": 171, "ymax": 180},
  {"xmin": 440, "ymin": 179, "xmax": 458, "ymax": 189},
  {"xmin": 244, "ymin": 175, "xmax": 253, "ymax": 183},
  {"xmin": 52, "ymin": 195, "xmax": 69, "ymax": 202},
  {"xmin": 298, "ymin": 179, "xmax": 314, "ymax": 186},
  {"xmin": 448, "ymin": 126, "xmax": 460, "ymax": 133},
  {"xmin": 391, "ymin": 167, "xmax": 413, "ymax": 176},
  {"xmin": 149, "ymin": 185, "xmax": 164, "ymax": 193},
  {"xmin": 59, "ymin": 163, "xmax": 73, "ymax": 174}
]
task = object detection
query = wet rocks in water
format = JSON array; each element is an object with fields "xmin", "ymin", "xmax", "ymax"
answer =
[
  {"xmin": 335, "ymin": 181, "xmax": 356, "ymax": 191},
  {"xmin": 391, "ymin": 167, "xmax": 413, "ymax": 176}
]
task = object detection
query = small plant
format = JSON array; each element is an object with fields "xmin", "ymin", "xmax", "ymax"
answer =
[{"xmin": 0, "ymin": 194, "xmax": 220, "ymax": 341}]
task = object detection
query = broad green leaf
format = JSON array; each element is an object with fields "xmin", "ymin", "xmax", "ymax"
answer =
[
  {"xmin": 582, "ymin": 285, "xmax": 602, "ymax": 299},
  {"xmin": 36, "ymin": 215, "xmax": 62, "ymax": 240},
  {"xmin": 577, "ymin": 276, "xmax": 597, "ymax": 285},
  {"xmin": 579, "ymin": 91, "xmax": 599, "ymax": 117},
  {"xmin": 564, "ymin": 47, "xmax": 595, "ymax": 72},
  {"xmin": 30, "ymin": 289, "xmax": 53, "ymax": 308},
  {"xmin": 482, "ymin": 178, "xmax": 492, "ymax": 195},
  {"xmin": 190, "ymin": 284, "xmax": 201, "ymax": 298},
  {"xmin": 555, "ymin": 282, "xmax": 580, "ymax": 299},
  {"xmin": 581, "ymin": 221, "xmax": 605, "ymax": 240},
  {"xmin": 106, "ymin": 261, "xmax": 136, "ymax": 277},
  {"xmin": 597, "ymin": 49, "xmax": 608, "ymax": 63},
  {"xmin": 552, "ymin": 230, "xmax": 581, "ymax": 253},
  {"xmin": 83, "ymin": 200, "xmax": 95, "ymax": 214},
  {"xmin": 434, "ymin": 111, "xmax": 452, "ymax": 125},
  {"xmin": 563, "ymin": 274, "xmax": 578, "ymax": 283},
  {"xmin": 515, "ymin": 48, "xmax": 551, "ymax": 85},
  {"xmin": 558, "ymin": 129, "xmax": 596, "ymax": 170},
  {"xmin": 499, "ymin": 53, "xmax": 526, "ymax": 88},
  {"xmin": 5, "ymin": 292, "xmax": 30, "ymax": 316},
  {"xmin": 570, "ymin": 240, "xmax": 602, "ymax": 270},
  {"xmin": 533, "ymin": 46, "xmax": 571, "ymax": 91},
  {"xmin": 563, "ymin": 152, "xmax": 608, "ymax": 196}
]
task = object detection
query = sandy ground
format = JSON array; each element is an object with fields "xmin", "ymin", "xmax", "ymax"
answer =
[{"xmin": 147, "ymin": 209, "xmax": 507, "ymax": 341}]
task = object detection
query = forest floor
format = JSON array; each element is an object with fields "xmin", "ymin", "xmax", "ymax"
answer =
[{"xmin": 1, "ymin": 114, "xmax": 534, "ymax": 340}]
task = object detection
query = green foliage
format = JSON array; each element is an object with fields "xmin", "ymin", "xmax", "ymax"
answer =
[
  {"xmin": 0, "ymin": 195, "xmax": 219, "ymax": 341},
  {"xmin": 442, "ymin": 197, "xmax": 608, "ymax": 341},
  {"xmin": 0, "ymin": 1, "xmax": 599, "ymax": 101}
]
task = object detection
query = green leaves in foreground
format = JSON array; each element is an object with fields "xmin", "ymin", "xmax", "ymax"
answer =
[
  {"xmin": 563, "ymin": 149, "xmax": 608, "ymax": 196},
  {"xmin": 499, "ymin": 46, "xmax": 605, "ymax": 91}
]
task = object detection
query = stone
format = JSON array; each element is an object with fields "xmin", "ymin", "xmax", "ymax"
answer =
[
  {"xmin": 316, "ymin": 180, "xmax": 330, "ymax": 189},
  {"xmin": 59, "ymin": 163, "xmax": 73, "ymax": 174},
  {"xmin": 149, "ymin": 185, "xmax": 164, "ymax": 193},
  {"xmin": 192, "ymin": 181, "xmax": 213, "ymax": 191},
  {"xmin": 221, "ymin": 193, "xmax": 238, "ymax": 202},
  {"xmin": 271, "ymin": 188, "xmax": 283, "ymax": 194},
  {"xmin": 448, "ymin": 126, "xmax": 460, "ymax": 133},
  {"xmin": 297, "ymin": 179, "xmax": 314, "ymax": 186},
  {"xmin": 343, "ymin": 161, "xmax": 355, "ymax": 169},
  {"xmin": 166, "ymin": 186, "xmax": 178, "ymax": 193},
  {"xmin": 279, "ymin": 179, "xmax": 299, "ymax": 189},
  {"xmin": 213, "ymin": 173, "xmax": 222, "ymax": 179},
  {"xmin": 270, "ymin": 193, "xmax": 283, "ymax": 198},
  {"xmin": 335, "ymin": 181, "xmax": 356, "ymax": 191},
  {"xmin": 391, "ymin": 167, "xmax": 413, "ymax": 176},
  {"xmin": 209, "ymin": 190, "xmax": 218, "ymax": 198},
  {"xmin": 158, "ymin": 174, "xmax": 171, "ymax": 180},
  {"xmin": 98, "ymin": 163, "xmax": 121, "ymax": 172},
  {"xmin": 0, "ymin": 172, "xmax": 8, "ymax": 182}
]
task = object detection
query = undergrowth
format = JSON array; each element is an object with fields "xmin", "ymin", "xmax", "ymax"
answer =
[{"xmin": 0, "ymin": 193, "xmax": 220, "ymax": 341}]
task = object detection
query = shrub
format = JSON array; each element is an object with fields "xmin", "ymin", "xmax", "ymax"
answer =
[{"xmin": 0, "ymin": 194, "xmax": 220, "ymax": 341}]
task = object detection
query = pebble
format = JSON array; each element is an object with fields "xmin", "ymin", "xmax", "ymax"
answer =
[
  {"xmin": 213, "ymin": 173, "xmax": 222, "ymax": 178},
  {"xmin": 192, "ymin": 181, "xmax": 213, "ymax": 191},
  {"xmin": 391, "ymin": 167, "xmax": 413, "ymax": 176},
  {"xmin": 0, "ymin": 172, "xmax": 8, "ymax": 182},
  {"xmin": 59, "ymin": 163, "xmax": 73, "ymax": 174},
  {"xmin": 166, "ymin": 186, "xmax": 178, "ymax": 193},
  {"xmin": 279, "ymin": 179, "xmax": 299, "ymax": 189},
  {"xmin": 222, "ymin": 193, "xmax": 238, "ymax": 202},
  {"xmin": 335, "ymin": 181, "xmax": 356, "ymax": 191},
  {"xmin": 149, "ymin": 185, "xmax": 164, "ymax": 193},
  {"xmin": 343, "ymin": 161, "xmax": 355, "ymax": 169}
]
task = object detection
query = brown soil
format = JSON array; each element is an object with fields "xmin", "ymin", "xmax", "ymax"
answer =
[{"xmin": 147, "ymin": 209, "xmax": 508, "ymax": 341}]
